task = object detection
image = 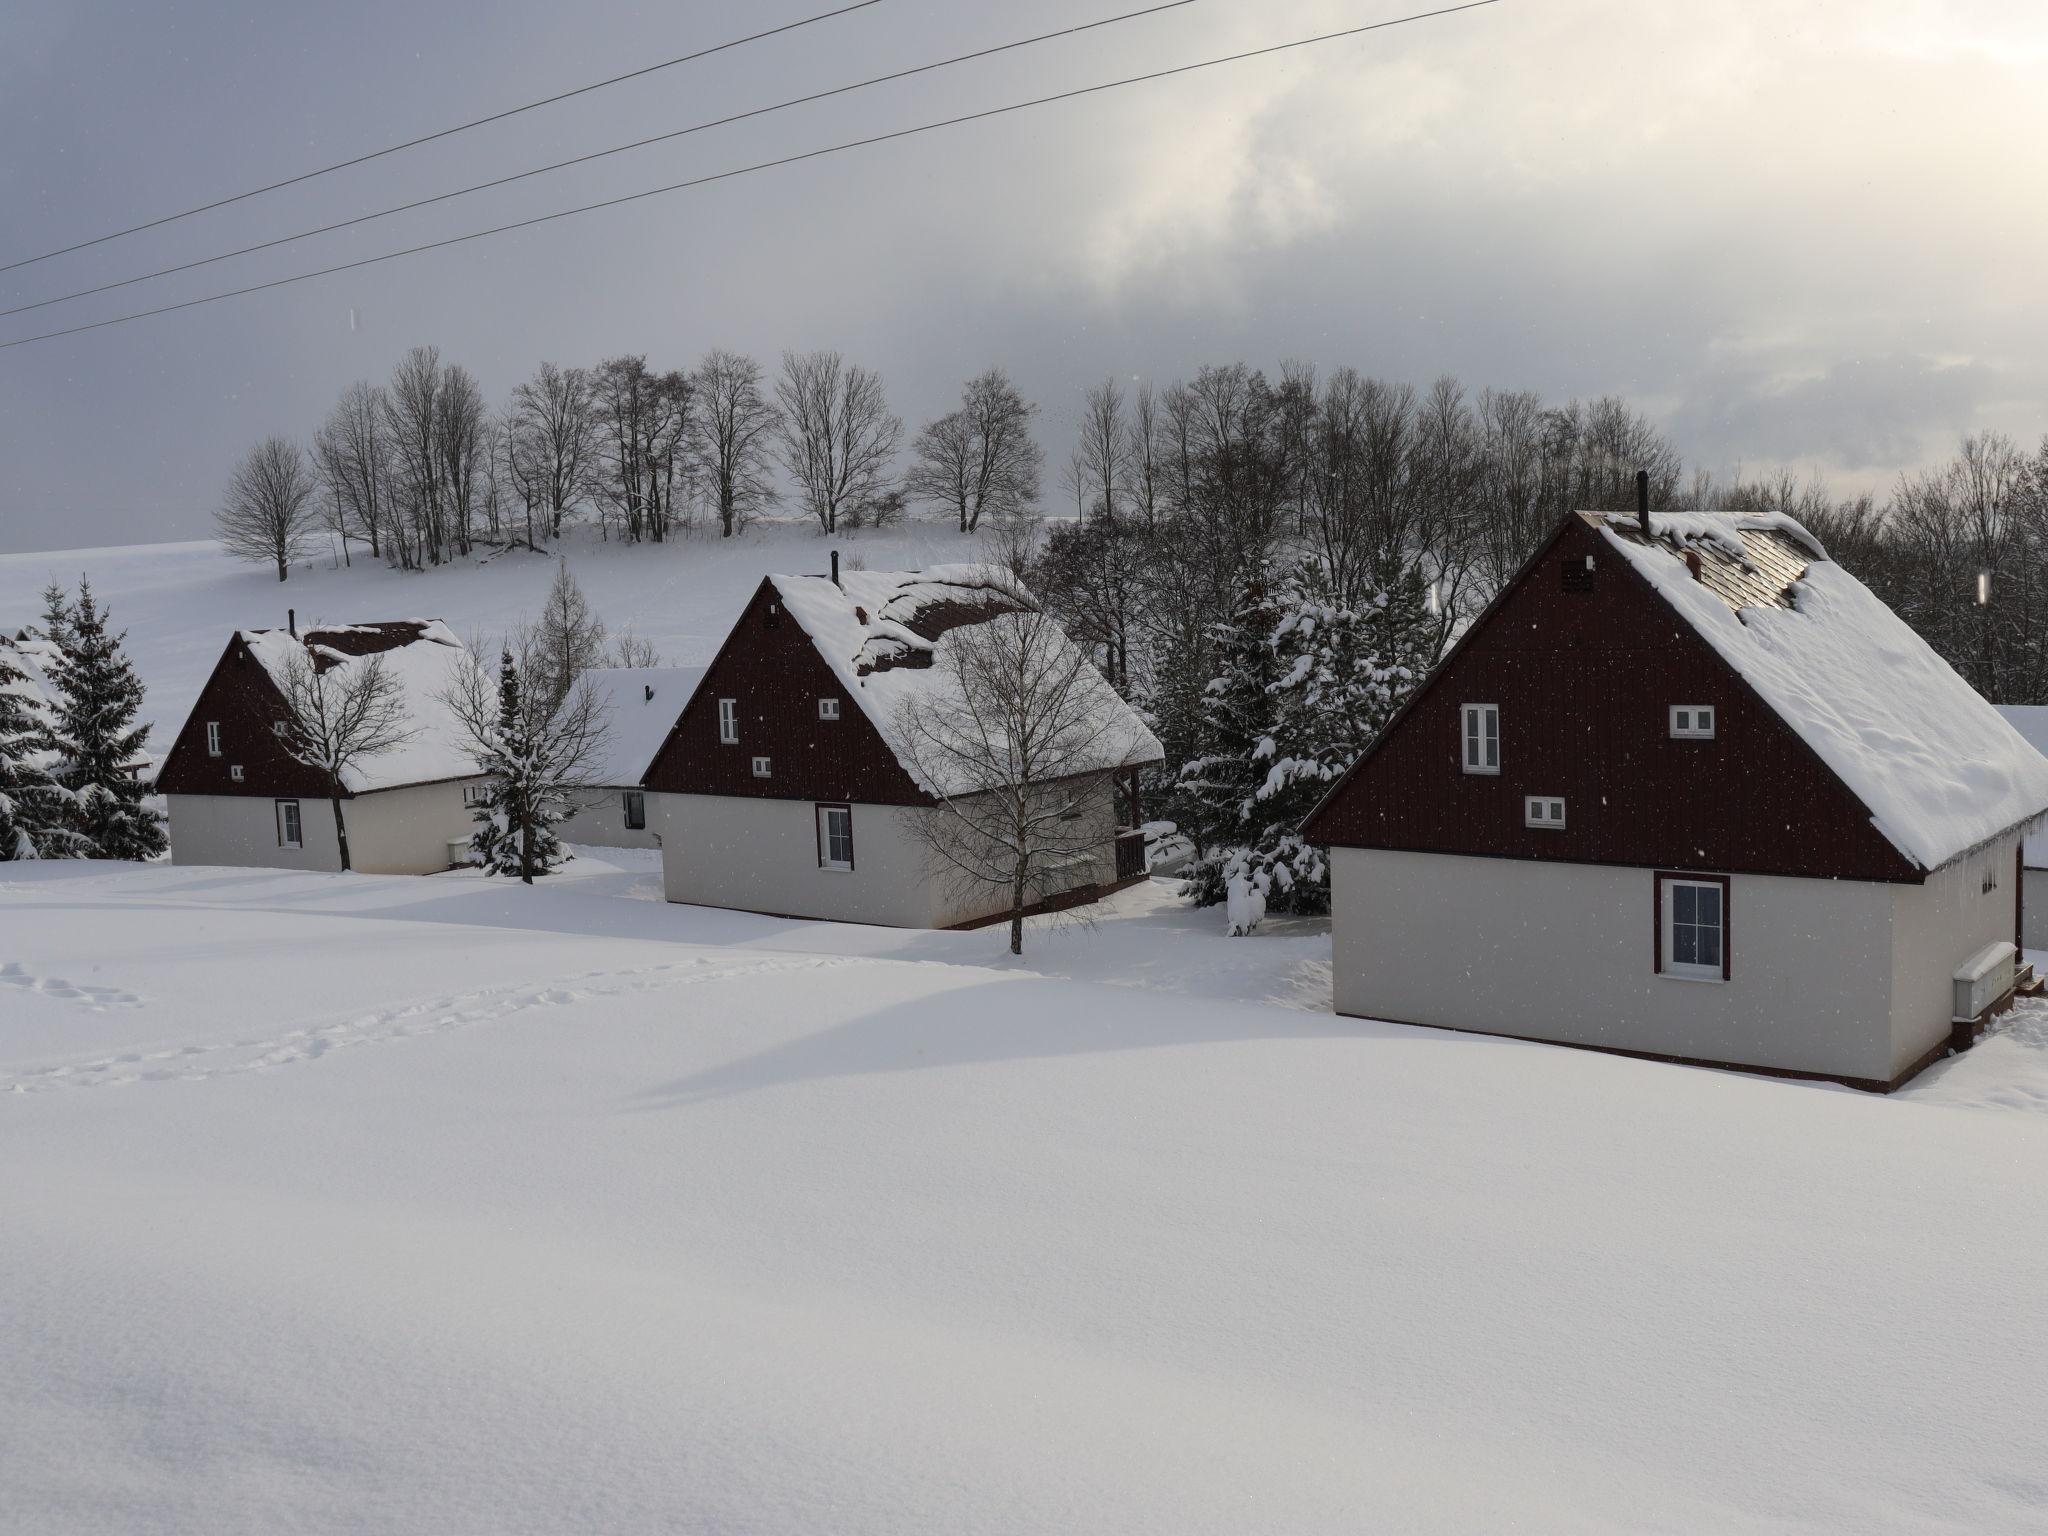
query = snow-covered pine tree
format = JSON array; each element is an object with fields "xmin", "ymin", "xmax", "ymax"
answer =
[
  {"xmin": 45, "ymin": 581, "xmax": 165, "ymax": 861},
  {"xmin": 0, "ymin": 644, "xmax": 77, "ymax": 860},
  {"xmin": 37, "ymin": 582, "xmax": 73, "ymax": 650},
  {"xmin": 1175, "ymin": 562, "xmax": 1286, "ymax": 910},
  {"xmin": 458, "ymin": 648, "xmax": 602, "ymax": 883}
]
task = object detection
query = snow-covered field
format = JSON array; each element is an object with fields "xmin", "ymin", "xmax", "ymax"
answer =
[
  {"xmin": 10, "ymin": 530, "xmax": 2048, "ymax": 1530},
  {"xmin": 6, "ymin": 850, "xmax": 2048, "ymax": 1534},
  {"xmin": 0, "ymin": 521, "xmax": 996, "ymax": 757}
]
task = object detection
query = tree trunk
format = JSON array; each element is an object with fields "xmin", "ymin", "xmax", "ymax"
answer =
[
  {"xmin": 330, "ymin": 794, "xmax": 352, "ymax": 872},
  {"xmin": 520, "ymin": 816, "xmax": 535, "ymax": 885},
  {"xmin": 1009, "ymin": 864, "xmax": 1027, "ymax": 955},
  {"xmin": 276, "ymin": 553, "xmax": 288, "ymax": 581}
]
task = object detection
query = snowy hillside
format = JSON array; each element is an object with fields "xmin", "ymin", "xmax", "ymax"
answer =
[
  {"xmin": 0, "ymin": 522, "xmax": 995, "ymax": 756},
  {"xmin": 3, "ymin": 857, "xmax": 2047, "ymax": 1532}
]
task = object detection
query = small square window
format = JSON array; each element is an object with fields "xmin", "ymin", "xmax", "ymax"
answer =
[
  {"xmin": 1670, "ymin": 705, "xmax": 1716, "ymax": 740},
  {"xmin": 229, "ymin": 764, "xmax": 245, "ymax": 783},
  {"xmin": 272, "ymin": 720, "xmax": 289, "ymax": 737},
  {"xmin": 622, "ymin": 790, "xmax": 646, "ymax": 831},
  {"xmin": 718, "ymin": 698, "xmax": 738, "ymax": 745},
  {"xmin": 752, "ymin": 755, "xmax": 772, "ymax": 779},
  {"xmin": 818, "ymin": 697, "xmax": 840, "ymax": 721},
  {"xmin": 1525, "ymin": 795, "xmax": 1565, "ymax": 829},
  {"xmin": 205, "ymin": 721, "xmax": 222, "ymax": 757},
  {"xmin": 1461, "ymin": 703, "xmax": 1500, "ymax": 775},
  {"xmin": 462, "ymin": 783, "xmax": 490, "ymax": 808}
]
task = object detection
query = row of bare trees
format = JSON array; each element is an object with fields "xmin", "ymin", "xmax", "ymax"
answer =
[{"xmin": 220, "ymin": 345, "xmax": 1053, "ymax": 575}]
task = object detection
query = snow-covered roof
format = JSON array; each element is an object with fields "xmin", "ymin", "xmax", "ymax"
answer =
[
  {"xmin": 769, "ymin": 564, "xmax": 1163, "ymax": 796},
  {"xmin": 1594, "ymin": 511, "xmax": 2048, "ymax": 872},
  {"xmin": 571, "ymin": 666, "xmax": 707, "ymax": 786},
  {"xmin": 1993, "ymin": 705, "xmax": 2048, "ymax": 869},
  {"xmin": 237, "ymin": 619, "xmax": 479, "ymax": 793}
]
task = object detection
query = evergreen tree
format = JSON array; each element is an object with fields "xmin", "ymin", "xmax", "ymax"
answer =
[
  {"xmin": 1175, "ymin": 563, "xmax": 1286, "ymax": 910},
  {"xmin": 465, "ymin": 649, "xmax": 573, "ymax": 882},
  {"xmin": 0, "ymin": 644, "xmax": 77, "ymax": 860},
  {"xmin": 45, "ymin": 580, "xmax": 165, "ymax": 861}
]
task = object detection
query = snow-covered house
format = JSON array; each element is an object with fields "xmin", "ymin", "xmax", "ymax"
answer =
[
  {"xmin": 555, "ymin": 666, "xmax": 705, "ymax": 849},
  {"xmin": 640, "ymin": 564, "xmax": 1161, "ymax": 927},
  {"xmin": 1994, "ymin": 705, "xmax": 2048, "ymax": 950},
  {"xmin": 1303, "ymin": 506, "xmax": 2048, "ymax": 1092},
  {"xmin": 157, "ymin": 620, "xmax": 485, "ymax": 875}
]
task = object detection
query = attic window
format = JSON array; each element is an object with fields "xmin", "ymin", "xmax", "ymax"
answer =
[
  {"xmin": 206, "ymin": 721, "xmax": 222, "ymax": 757},
  {"xmin": 818, "ymin": 697, "xmax": 840, "ymax": 721},
  {"xmin": 230, "ymin": 764, "xmax": 245, "ymax": 783},
  {"xmin": 1461, "ymin": 704, "xmax": 1500, "ymax": 775},
  {"xmin": 272, "ymin": 720, "xmax": 289, "ymax": 737},
  {"xmin": 718, "ymin": 699, "xmax": 738, "ymax": 745},
  {"xmin": 1524, "ymin": 795, "xmax": 1565, "ymax": 829},
  {"xmin": 752, "ymin": 755, "xmax": 772, "ymax": 779},
  {"xmin": 1561, "ymin": 554, "xmax": 1595, "ymax": 593},
  {"xmin": 765, "ymin": 603, "xmax": 781, "ymax": 629},
  {"xmin": 1670, "ymin": 705, "xmax": 1716, "ymax": 740}
]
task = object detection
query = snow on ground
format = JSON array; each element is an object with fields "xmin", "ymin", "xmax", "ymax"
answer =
[
  {"xmin": 8, "ymin": 856, "xmax": 2048, "ymax": 1533},
  {"xmin": 0, "ymin": 522, "xmax": 995, "ymax": 762}
]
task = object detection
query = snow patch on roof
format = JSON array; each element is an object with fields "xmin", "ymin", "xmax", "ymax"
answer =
[
  {"xmin": 572, "ymin": 667, "xmax": 707, "ymax": 786},
  {"xmin": 770, "ymin": 565, "xmax": 1163, "ymax": 797},
  {"xmin": 238, "ymin": 620, "xmax": 477, "ymax": 792},
  {"xmin": 1600, "ymin": 516, "xmax": 2048, "ymax": 871}
]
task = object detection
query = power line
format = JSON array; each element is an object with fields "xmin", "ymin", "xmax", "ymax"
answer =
[
  {"xmin": 0, "ymin": 0, "xmax": 1201, "ymax": 322},
  {"xmin": 0, "ymin": 1, "xmax": 1504, "ymax": 354},
  {"xmin": 0, "ymin": 0, "xmax": 882, "ymax": 277}
]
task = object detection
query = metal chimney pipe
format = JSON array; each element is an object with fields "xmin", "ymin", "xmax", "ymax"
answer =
[
  {"xmin": 288, "ymin": 608, "xmax": 296, "ymax": 637},
  {"xmin": 1636, "ymin": 470, "xmax": 1651, "ymax": 536},
  {"xmin": 830, "ymin": 549, "xmax": 841, "ymax": 588}
]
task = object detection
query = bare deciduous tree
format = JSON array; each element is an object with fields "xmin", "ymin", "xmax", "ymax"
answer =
[
  {"xmin": 894, "ymin": 606, "xmax": 1124, "ymax": 956},
  {"xmin": 776, "ymin": 350, "xmax": 901, "ymax": 533},
  {"xmin": 509, "ymin": 361, "xmax": 595, "ymax": 543},
  {"xmin": 218, "ymin": 436, "xmax": 319, "ymax": 582},
  {"xmin": 313, "ymin": 382, "xmax": 392, "ymax": 564},
  {"xmin": 906, "ymin": 368, "xmax": 1043, "ymax": 532},
  {"xmin": 274, "ymin": 648, "xmax": 417, "ymax": 872},
  {"xmin": 689, "ymin": 349, "xmax": 780, "ymax": 538}
]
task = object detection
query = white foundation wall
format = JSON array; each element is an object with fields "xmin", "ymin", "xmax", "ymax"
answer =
[
  {"xmin": 557, "ymin": 787, "xmax": 661, "ymax": 851},
  {"xmin": 1889, "ymin": 838, "xmax": 2022, "ymax": 1076},
  {"xmin": 167, "ymin": 780, "xmax": 481, "ymax": 877},
  {"xmin": 168, "ymin": 793, "xmax": 343, "ymax": 873},
  {"xmin": 656, "ymin": 794, "xmax": 1034, "ymax": 928},
  {"xmin": 1330, "ymin": 848, "xmax": 1898, "ymax": 1083}
]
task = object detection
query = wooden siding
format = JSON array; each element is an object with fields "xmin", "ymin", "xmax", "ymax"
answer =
[
  {"xmin": 1305, "ymin": 516, "xmax": 1921, "ymax": 884},
  {"xmin": 642, "ymin": 579, "xmax": 932, "ymax": 806},
  {"xmin": 155, "ymin": 636, "xmax": 339, "ymax": 799}
]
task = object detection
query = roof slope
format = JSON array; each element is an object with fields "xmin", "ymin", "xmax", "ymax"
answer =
[
  {"xmin": 769, "ymin": 564, "xmax": 1163, "ymax": 796},
  {"xmin": 1596, "ymin": 511, "xmax": 2048, "ymax": 871},
  {"xmin": 238, "ymin": 620, "xmax": 477, "ymax": 792},
  {"xmin": 571, "ymin": 667, "xmax": 707, "ymax": 786}
]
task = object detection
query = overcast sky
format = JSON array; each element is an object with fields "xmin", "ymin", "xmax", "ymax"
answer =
[{"xmin": 2, "ymin": 0, "xmax": 2043, "ymax": 554}]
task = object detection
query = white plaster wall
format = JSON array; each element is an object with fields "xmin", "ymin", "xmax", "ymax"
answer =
[
  {"xmin": 1330, "ymin": 848, "xmax": 1898, "ymax": 1083},
  {"xmin": 167, "ymin": 780, "xmax": 482, "ymax": 877},
  {"xmin": 557, "ymin": 786, "xmax": 662, "ymax": 851},
  {"xmin": 168, "ymin": 793, "xmax": 342, "ymax": 873},
  {"xmin": 1889, "ymin": 837, "xmax": 2023, "ymax": 1076},
  {"xmin": 342, "ymin": 780, "xmax": 487, "ymax": 875}
]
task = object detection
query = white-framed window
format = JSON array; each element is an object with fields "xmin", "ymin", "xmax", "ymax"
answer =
[
  {"xmin": 817, "ymin": 804, "xmax": 854, "ymax": 870},
  {"xmin": 1525, "ymin": 795, "xmax": 1565, "ymax": 829},
  {"xmin": 205, "ymin": 721, "xmax": 222, "ymax": 757},
  {"xmin": 718, "ymin": 698, "xmax": 738, "ymax": 745},
  {"xmin": 462, "ymin": 783, "xmax": 490, "ymax": 808},
  {"xmin": 1670, "ymin": 705, "xmax": 1716, "ymax": 740},
  {"xmin": 622, "ymin": 790, "xmax": 646, "ymax": 831},
  {"xmin": 229, "ymin": 764, "xmax": 245, "ymax": 782},
  {"xmin": 751, "ymin": 755, "xmax": 772, "ymax": 779},
  {"xmin": 272, "ymin": 720, "xmax": 290, "ymax": 737},
  {"xmin": 1658, "ymin": 874, "xmax": 1728, "ymax": 982},
  {"xmin": 1461, "ymin": 703, "xmax": 1499, "ymax": 774},
  {"xmin": 275, "ymin": 799, "xmax": 302, "ymax": 849},
  {"xmin": 818, "ymin": 697, "xmax": 840, "ymax": 721}
]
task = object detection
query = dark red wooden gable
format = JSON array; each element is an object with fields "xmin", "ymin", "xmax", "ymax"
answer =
[
  {"xmin": 641, "ymin": 578, "xmax": 932, "ymax": 806},
  {"xmin": 1303, "ymin": 515, "xmax": 1921, "ymax": 884},
  {"xmin": 155, "ymin": 635, "xmax": 339, "ymax": 799}
]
